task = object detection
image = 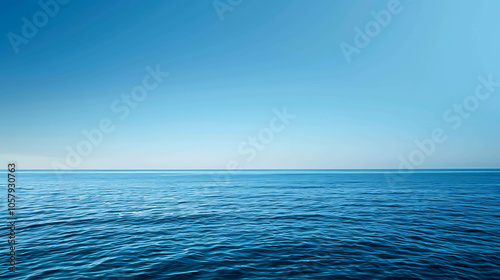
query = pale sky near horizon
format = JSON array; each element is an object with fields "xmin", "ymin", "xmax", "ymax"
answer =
[{"xmin": 1, "ymin": 0, "xmax": 500, "ymax": 169}]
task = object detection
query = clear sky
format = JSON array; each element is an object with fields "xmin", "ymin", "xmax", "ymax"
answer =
[{"xmin": 1, "ymin": 0, "xmax": 500, "ymax": 169}]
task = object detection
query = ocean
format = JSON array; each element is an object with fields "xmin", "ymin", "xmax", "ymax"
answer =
[{"xmin": 2, "ymin": 170, "xmax": 500, "ymax": 279}]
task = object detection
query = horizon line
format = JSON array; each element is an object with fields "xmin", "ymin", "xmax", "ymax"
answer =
[{"xmin": 9, "ymin": 168, "xmax": 500, "ymax": 171}]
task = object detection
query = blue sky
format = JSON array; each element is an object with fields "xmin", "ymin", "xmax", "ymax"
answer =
[{"xmin": 1, "ymin": 0, "xmax": 500, "ymax": 169}]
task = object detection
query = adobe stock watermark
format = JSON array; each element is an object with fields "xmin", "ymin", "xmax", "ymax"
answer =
[
  {"xmin": 212, "ymin": 107, "xmax": 296, "ymax": 185},
  {"xmin": 51, "ymin": 65, "xmax": 169, "ymax": 172},
  {"xmin": 386, "ymin": 74, "xmax": 500, "ymax": 187},
  {"xmin": 213, "ymin": 0, "xmax": 243, "ymax": 22},
  {"xmin": 339, "ymin": 0, "xmax": 408, "ymax": 63},
  {"xmin": 7, "ymin": 0, "xmax": 69, "ymax": 54}
]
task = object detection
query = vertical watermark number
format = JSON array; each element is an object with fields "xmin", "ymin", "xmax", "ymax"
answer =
[{"xmin": 7, "ymin": 163, "xmax": 16, "ymax": 272}]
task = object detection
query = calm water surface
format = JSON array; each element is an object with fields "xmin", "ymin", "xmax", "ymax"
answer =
[{"xmin": 2, "ymin": 170, "xmax": 500, "ymax": 279}]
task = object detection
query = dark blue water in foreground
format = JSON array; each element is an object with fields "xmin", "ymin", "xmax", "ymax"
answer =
[{"xmin": 2, "ymin": 170, "xmax": 500, "ymax": 279}]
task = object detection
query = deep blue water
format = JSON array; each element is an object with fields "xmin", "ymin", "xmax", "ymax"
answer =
[{"xmin": 2, "ymin": 170, "xmax": 500, "ymax": 279}]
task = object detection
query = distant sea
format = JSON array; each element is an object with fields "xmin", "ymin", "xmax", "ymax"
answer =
[{"xmin": 2, "ymin": 170, "xmax": 500, "ymax": 279}]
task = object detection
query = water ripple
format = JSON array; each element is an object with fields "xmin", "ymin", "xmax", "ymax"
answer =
[{"xmin": 1, "ymin": 171, "xmax": 499, "ymax": 279}]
